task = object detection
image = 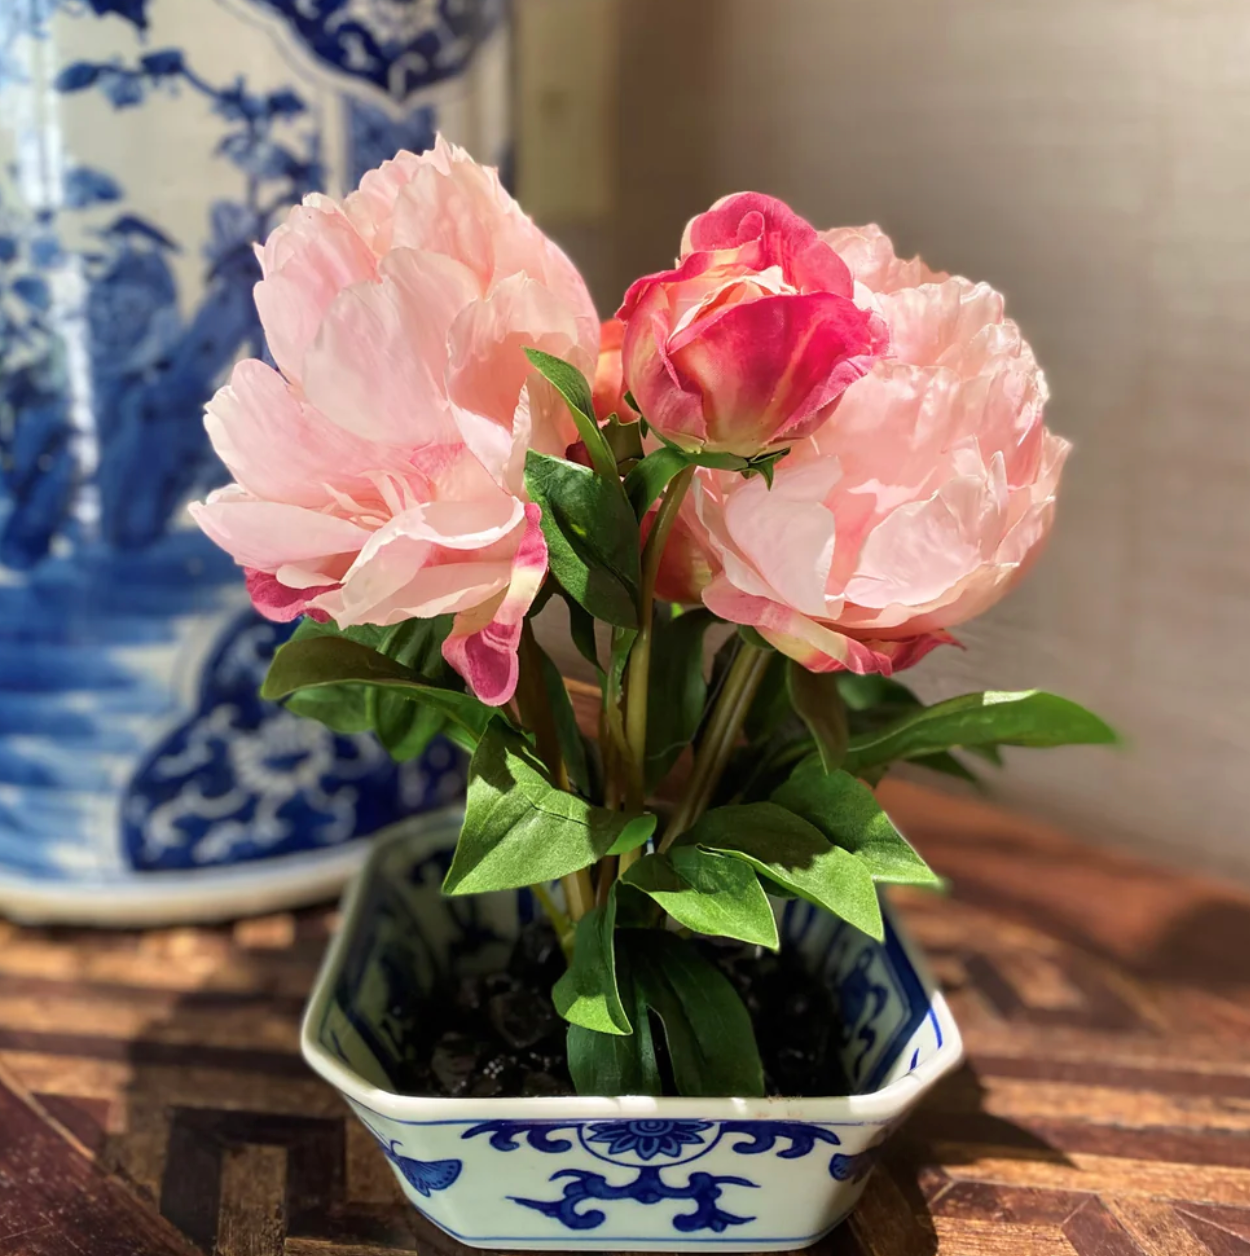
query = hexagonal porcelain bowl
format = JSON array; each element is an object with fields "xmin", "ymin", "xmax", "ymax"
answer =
[{"xmin": 301, "ymin": 810, "xmax": 964, "ymax": 1252}]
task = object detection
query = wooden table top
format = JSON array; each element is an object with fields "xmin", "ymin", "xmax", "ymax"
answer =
[{"xmin": 2, "ymin": 779, "xmax": 1249, "ymax": 1256}]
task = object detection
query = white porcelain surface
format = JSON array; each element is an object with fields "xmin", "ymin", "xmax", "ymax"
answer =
[{"xmin": 301, "ymin": 811, "xmax": 965, "ymax": 1251}]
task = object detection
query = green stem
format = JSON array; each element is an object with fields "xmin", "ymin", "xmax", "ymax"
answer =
[
  {"xmin": 532, "ymin": 882, "xmax": 576, "ymax": 962},
  {"xmin": 659, "ymin": 641, "xmax": 771, "ymax": 852},
  {"xmin": 623, "ymin": 466, "xmax": 696, "ymax": 810},
  {"xmin": 516, "ymin": 622, "xmax": 595, "ymax": 922}
]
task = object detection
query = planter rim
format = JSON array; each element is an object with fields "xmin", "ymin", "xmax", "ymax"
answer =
[{"xmin": 300, "ymin": 808, "xmax": 965, "ymax": 1121}]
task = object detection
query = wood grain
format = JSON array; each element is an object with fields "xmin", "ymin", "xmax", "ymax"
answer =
[{"xmin": 2, "ymin": 783, "xmax": 1249, "ymax": 1254}]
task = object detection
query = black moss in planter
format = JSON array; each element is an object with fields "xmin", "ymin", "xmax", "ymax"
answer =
[{"xmin": 386, "ymin": 921, "xmax": 852, "ymax": 1100}]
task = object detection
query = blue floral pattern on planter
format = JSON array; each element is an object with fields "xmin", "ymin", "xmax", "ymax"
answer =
[
  {"xmin": 586, "ymin": 1120, "xmax": 712, "ymax": 1162},
  {"xmin": 513, "ymin": 1167, "xmax": 758, "ymax": 1235},
  {"xmin": 458, "ymin": 1118, "xmax": 854, "ymax": 1233}
]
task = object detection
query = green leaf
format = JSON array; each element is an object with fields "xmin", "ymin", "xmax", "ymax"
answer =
[
  {"xmin": 679, "ymin": 802, "xmax": 884, "ymax": 940},
  {"xmin": 743, "ymin": 651, "xmax": 793, "ymax": 744},
  {"xmin": 623, "ymin": 446, "xmax": 692, "ymax": 517},
  {"xmin": 284, "ymin": 685, "xmax": 372, "ymax": 734},
  {"xmin": 911, "ymin": 751, "xmax": 984, "ymax": 786},
  {"xmin": 262, "ymin": 635, "xmax": 494, "ymax": 742},
  {"xmin": 787, "ymin": 662, "xmax": 849, "ymax": 773},
  {"xmin": 524, "ymin": 348, "xmax": 617, "ymax": 481},
  {"xmin": 845, "ymin": 690, "xmax": 1119, "ymax": 773},
  {"xmin": 369, "ymin": 691, "xmax": 445, "ymax": 761},
  {"xmin": 624, "ymin": 929, "xmax": 765, "ymax": 1098},
  {"xmin": 623, "ymin": 849, "xmax": 779, "ymax": 949},
  {"xmin": 553, "ymin": 889, "xmax": 631, "ymax": 1035},
  {"xmin": 644, "ymin": 424, "xmax": 792, "ymax": 482},
  {"xmin": 645, "ymin": 607, "xmax": 714, "ymax": 788},
  {"xmin": 567, "ymin": 956, "xmax": 661, "ymax": 1096},
  {"xmin": 525, "ymin": 450, "xmax": 640, "ymax": 629},
  {"xmin": 533, "ymin": 637, "xmax": 591, "ymax": 796},
  {"xmin": 365, "ymin": 617, "xmax": 456, "ymax": 761},
  {"xmin": 606, "ymin": 815, "xmax": 657, "ymax": 857},
  {"xmin": 443, "ymin": 724, "xmax": 656, "ymax": 894},
  {"xmin": 772, "ymin": 761, "xmax": 941, "ymax": 888},
  {"xmin": 836, "ymin": 673, "xmax": 921, "ymax": 713}
]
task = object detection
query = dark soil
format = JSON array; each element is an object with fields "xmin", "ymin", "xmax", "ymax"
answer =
[{"xmin": 393, "ymin": 922, "xmax": 851, "ymax": 1099}]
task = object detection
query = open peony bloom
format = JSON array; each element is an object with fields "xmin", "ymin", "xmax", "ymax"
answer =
[
  {"xmin": 617, "ymin": 194, "xmax": 888, "ymax": 455},
  {"xmin": 661, "ymin": 223, "xmax": 1070, "ymax": 675},
  {"xmin": 189, "ymin": 137, "xmax": 600, "ymax": 705}
]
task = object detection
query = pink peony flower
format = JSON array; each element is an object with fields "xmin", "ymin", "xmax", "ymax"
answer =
[
  {"xmin": 190, "ymin": 138, "xmax": 600, "ymax": 706},
  {"xmin": 662, "ymin": 224, "xmax": 1069, "ymax": 675},
  {"xmin": 616, "ymin": 193, "xmax": 888, "ymax": 455}
]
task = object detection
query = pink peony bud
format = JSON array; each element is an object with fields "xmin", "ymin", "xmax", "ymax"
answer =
[{"xmin": 616, "ymin": 194, "xmax": 888, "ymax": 456}]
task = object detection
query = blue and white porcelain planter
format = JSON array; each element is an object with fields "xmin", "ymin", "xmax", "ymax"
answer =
[{"xmin": 301, "ymin": 811, "xmax": 965, "ymax": 1252}]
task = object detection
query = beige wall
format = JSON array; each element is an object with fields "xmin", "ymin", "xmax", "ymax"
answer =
[{"xmin": 520, "ymin": 0, "xmax": 1250, "ymax": 880}]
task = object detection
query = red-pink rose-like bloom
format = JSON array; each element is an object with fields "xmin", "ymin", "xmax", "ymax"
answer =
[
  {"xmin": 659, "ymin": 224, "xmax": 1069, "ymax": 675},
  {"xmin": 189, "ymin": 138, "xmax": 599, "ymax": 706},
  {"xmin": 616, "ymin": 193, "xmax": 888, "ymax": 455}
]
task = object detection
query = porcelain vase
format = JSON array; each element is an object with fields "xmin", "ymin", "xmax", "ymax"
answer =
[
  {"xmin": 0, "ymin": 0, "xmax": 509, "ymax": 923},
  {"xmin": 301, "ymin": 810, "xmax": 965, "ymax": 1252}
]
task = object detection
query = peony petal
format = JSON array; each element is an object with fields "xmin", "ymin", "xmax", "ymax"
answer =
[
  {"xmin": 188, "ymin": 489, "xmax": 372, "ymax": 574},
  {"xmin": 204, "ymin": 359, "xmax": 395, "ymax": 509},
  {"xmin": 821, "ymin": 224, "xmax": 947, "ymax": 294},
  {"xmin": 330, "ymin": 485, "xmax": 525, "ymax": 625},
  {"xmin": 703, "ymin": 576, "xmax": 951, "ymax": 676},
  {"xmin": 301, "ymin": 247, "xmax": 477, "ymax": 446},
  {"xmin": 682, "ymin": 192, "xmax": 854, "ymax": 296},
  {"xmin": 244, "ymin": 568, "xmax": 334, "ymax": 623},
  {"xmin": 721, "ymin": 459, "xmax": 841, "ymax": 617},
  {"xmin": 446, "ymin": 273, "xmax": 588, "ymax": 489},
  {"xmin": 442, "ymin": 503, "xmax": 548, "ymax": 705},
  {"xmin": 254, "ymin": 196, "xmax": 377, "ymax": 386},
  {"xmin": 668, "ymin": 292, "xmax": 883, "ymax": 452}
]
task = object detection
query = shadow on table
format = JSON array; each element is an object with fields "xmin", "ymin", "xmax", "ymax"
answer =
[{"xmin": 820, "ymin": 1063, "xmax": 1074, "ymax": 1256}]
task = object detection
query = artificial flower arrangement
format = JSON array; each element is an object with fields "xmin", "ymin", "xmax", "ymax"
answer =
[{"xmin": 192, "ymin": 138, "xmax": 1114, "ymax": 1100}]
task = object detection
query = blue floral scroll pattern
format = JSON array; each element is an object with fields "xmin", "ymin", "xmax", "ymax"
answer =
[
  {"xmin": 0, "ymin": 4, "xmax": 471, "ymax": 879},
  {"xmin": 460, "ymin": 1119, "xmax": 853, "ymax": 1233},
  {"xmin": 237, "ymin": 0, "xmax": 506, "ymax": 104},
  {"xmin": 121, "ymin": 614, "xmax": 466, "ymax": 869}
]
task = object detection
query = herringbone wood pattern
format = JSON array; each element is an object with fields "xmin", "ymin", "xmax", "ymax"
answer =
[{"xmin": 2, "ymin": 779, "xmax": 1249, "ymax": 1255}]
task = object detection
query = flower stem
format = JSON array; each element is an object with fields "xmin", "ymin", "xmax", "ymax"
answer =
[
  {"xmin": 659, "ymin": 640, "xmax": 771, "ymax": 852},
  {"xmin": 623, "ymin": 465, "xmax": 696, "ymax": 810},
  {"xmin": 516, "ymin": 622, "xmax": 595, "ymax": 922}
]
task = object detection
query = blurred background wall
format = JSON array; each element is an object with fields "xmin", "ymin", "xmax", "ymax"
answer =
[{"xmin": 518, "ymin": 0, "xmax": 1250, "ymax": 880}]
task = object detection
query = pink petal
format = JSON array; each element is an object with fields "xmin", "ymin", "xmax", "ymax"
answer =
[
  {"xmin": 702, "ymin": 576, "xmax": 952, "ymax": 676},
  {"xmin": 331, "ymin": 485, "xmax": 525, "ymax": 625},
  {"xmin": 682, "ymin": 193, "xmax": 854, "ymax": 296},
  {"xmin": 442, "ymin": 503, "xmax": 548, "ymax": 706},
  {"xmin": 254, "ymin": 196, "xmax": 378, "ymax": 386},
  {"xmin": 301, "ymin": 248, "xmax": 477, "ymax": 446},
  {"xmin": 204, "ymin": 359, "xmax": 394, "ymax": 509},
  {"xmin": 188, "ymin": 489, "xmax": 372, "ymax": 574},
  {"xmin": 668, "ymin": 292, "xmax": 883, "ymax": 451},
  {"xmin": 245, "ymin": 568, "xmax": 334, "ymax": 623},
  {"xmin": 446, "ymin": 273, "xmax": 588, "ymax": 490}
]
